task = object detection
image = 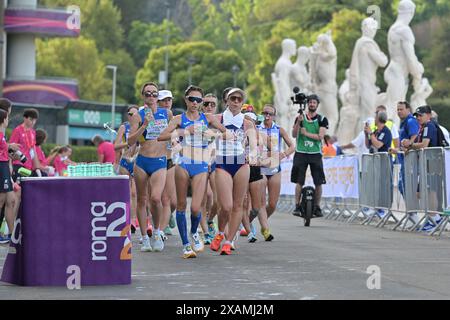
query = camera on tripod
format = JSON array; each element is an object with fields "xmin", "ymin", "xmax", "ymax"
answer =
[{"xmin": 290, "ymin": 87, "xmax": 307, "ymax": 114}]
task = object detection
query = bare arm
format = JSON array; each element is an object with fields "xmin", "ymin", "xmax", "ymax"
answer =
[
  {"xmin": 301, "ymin": 126, "xmax": 326, "ymax": 141},
  {"xmin": 340, "ymin": 143, "xmax": 356, "ymax": 150},
  {"xmin": 280, "ymin": 127, "xmax": 294, "ymax": 159},
  {"xmin": 292, "ymin": 115, "xmax": 302, "ymax": 138},
  {"xmin": 158, "ymin": 115, "xmax": 181, "ymax": 142},
  {"xmin": 114, "ymin": 125, "xmax": 128, "ymax": 151},
  {"xmin": 369, "ymin": 134, "xmax": 384, "ymax": 150},
  {"xmin": 128, "ymin": 112, "xmax": 150, "ymax": 146},
  {"xmin": 245, "ymin": 120, "xmax": 258, "ymax": 165}
]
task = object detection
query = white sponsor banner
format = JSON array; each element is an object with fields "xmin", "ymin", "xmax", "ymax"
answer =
[
  {"xmin": 445, "ymin": 149, "xmax": 450, "ymax": 207},
  {"xmin": 280, "ymin": 155, "xmax": 359, "ymax": 198}
]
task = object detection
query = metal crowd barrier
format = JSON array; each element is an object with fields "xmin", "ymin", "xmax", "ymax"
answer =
[
  {"xmin": 277, "ymin": 148, "xmax": 450, "ymax": 237},
  {"xmin": 324, "ymin": 148, "xmax": 448, "ymax": 237}
]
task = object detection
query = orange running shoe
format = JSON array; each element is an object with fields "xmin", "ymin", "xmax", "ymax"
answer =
[
  {"xmin": 210, "ymin": 234, "xmax": 224, "ymax": 251},
  {"xmin": 146, "ymin": 218, "xmax": 153, "ymax": 237},
  {"xmin": 239, "ymin": 228, "xmax": 248, "ymax": 236},
  {"xmin": 220, "ymin": 243, "xmax": 232, "ymax": 255}
]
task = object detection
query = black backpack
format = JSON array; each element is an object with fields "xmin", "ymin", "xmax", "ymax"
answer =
[{"xmin": 432, "ymin": 121, "xmax": 449, "ymax": 147}]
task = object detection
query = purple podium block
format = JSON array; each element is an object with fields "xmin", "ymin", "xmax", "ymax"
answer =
[{"xmin": 1, "ymin": 177, "xmax": 131, "ymax": 287}]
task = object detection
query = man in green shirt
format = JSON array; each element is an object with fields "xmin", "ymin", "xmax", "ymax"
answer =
[{"xmin": 291, "ymin": 95, "xmax": 329, "ymax": 217}]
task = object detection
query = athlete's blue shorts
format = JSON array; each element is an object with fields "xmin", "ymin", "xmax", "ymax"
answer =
[
  {"xmin": 135, "ymin": 155, "xmax": 167, "ymax": 176},
  {"xmin": 120, "ymin": 158, "xmax": 135, "ymax": 177},
  {"xmin": 215, "ymin": 154, "xmax": 247, "ymax": 178},
  {"xmin": 209, "ymin": 162, "xmax": 216, "ymax": 174},
  {"xmin": 178, "ymin": 156, "xmax": 209, "ymax": 178},
  {"xmin": 261, "ymin": 165, "xmax": 281, "ymax": 178}
]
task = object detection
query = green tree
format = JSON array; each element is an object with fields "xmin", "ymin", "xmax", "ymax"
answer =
[
  {"xmin": 36, "ymin": 37, "xmax": 111, "ymax": 102},
  {"xmin": 101, "ymin": 49, "xmax": 138, "ymax": 104},
  {"xmin": 127, "ymin": 20, "xmax": 184, "ymax": 67},
  {"xmin": 425, "ymin": 18, "xmax": 450, "ymax": 98},
  {"xmin": 135, "ymin": 41, "xmax": 243, "ymax": 107},
  {"xmin": 188, "ymin": 0, "xmax": 233, "ymax": 50},
  {"xmin": 40, "ymin": 0, "xmax": 125, "ymax": 52}
]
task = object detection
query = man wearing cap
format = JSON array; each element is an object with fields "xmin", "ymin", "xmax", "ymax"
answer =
[
  {"xmin": 403, "ymin": 106, "xmax": 437, "ymax": 150},
  {"xmin": 291, "ymin": 94, "xmax": 329, "ymax": 217},
  {"xmin": 403, "ymin": 105, "xmax": 442, "ymax": 231}
]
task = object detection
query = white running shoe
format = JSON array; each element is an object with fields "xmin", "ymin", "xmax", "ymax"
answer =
[
  {"xmin": 191, "ymin": 232, "xmax": 204, "ymax": 252},
  {"xmin": 160, "ymin": 230, "xmax": 168, "ymax": 242},
  {"xmin": 183, "ymin": 244, "xmax": 197, "ymax": 259},
  {"xmin": 152, "ymin": 233, "xmax": 165, "ymax": 252},
  {"xmin": 140, "ymin": 236, "xmax": 152, "ymax": 252}
]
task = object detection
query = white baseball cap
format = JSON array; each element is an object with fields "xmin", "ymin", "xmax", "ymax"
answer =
[
  {"xmin": 244, "ymin": 112, "xmax": 257, "ymax": 121},
  {"xmin": 158, "ymin": 90, "xmax": 173, "ymax": 100},
  {"xmin": 226, "ymin": 88, "xmax": 246, "ymax": 102}
]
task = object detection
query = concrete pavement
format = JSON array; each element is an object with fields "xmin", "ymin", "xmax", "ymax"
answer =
[{"xmin": 1, "ymin": 210, "xmax": 450, "ymax": 300}]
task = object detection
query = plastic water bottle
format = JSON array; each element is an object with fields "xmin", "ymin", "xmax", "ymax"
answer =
[
  {"xmin": 444, "ymin": 207, "xmax": 450, "ymax": 217},
  {"xmin": 145, "ymin": 107, "xmax": 155, "ymax": 126}
]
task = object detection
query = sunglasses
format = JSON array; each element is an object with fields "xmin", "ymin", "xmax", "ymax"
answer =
[
  {"xmin": 229, "ymin": 96, "xmax": 243, "ymax": 103},
  {"xmin": 187, "ymin": 96, "xmax": 203, "ymax": 104},
  {"xmin": 203, "ymin": 102, "xmax": 216, "ymax": 108},
  {"xmin": 262, "ymin": 112, "xmax": 274, "ymax": 116},
  {"xmin": 160, "ymin": 97, "xmax": 172, "ymax": 102},
  {"xmin": 127, "ymin": 112, "xmax": 135, "ymax": 116},
  {"xmin": 144, "ymin": 91, "xmax": 159, "ymax": 98}
]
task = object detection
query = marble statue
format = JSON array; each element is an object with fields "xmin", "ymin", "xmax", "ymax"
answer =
[
  {"xmin": 349, "ymin": 17, "xmax": 388, "ymax": 124},
  {"xmin": 310, "ymin": 32, "xmax": 338, "ymax": 134},
  {"xmin": 272, "ymin": 38, "xmax": 297, "ymax": 131},
  {"xmin": 411, "ymin": 76, "xmax": 433, "ymax": 109},
  {"xmin": 336, "ymin": 69, "xmax": 360, "ymax": 143},
  {"xmin": 291, "ymin": 46, "xmax": 312, "ymax": 94},
  {"xmin": 382, "ymin": 0, "xmax": 425, "ymax": 121}
]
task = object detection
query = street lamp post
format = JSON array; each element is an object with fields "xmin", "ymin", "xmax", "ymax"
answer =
[
  {"xmin": 188, "ymin": 56, "xmax": 196, "ymax": 85},
  {"xmin": 232, "ymin": 65, "xmax": 240, "ymax": 87},
  {"xmin": 106, "ymin": 65, "xmax": 117, "ymax": 142},
  {"xmin": 163, "ymin": 2, "xmax": 170, "ymax": 89}
]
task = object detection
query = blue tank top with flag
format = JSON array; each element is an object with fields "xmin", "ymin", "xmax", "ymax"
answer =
[
  {"xmin": 138, "ymin": 106, "xmax": 169, "ymax": 141},
  {"xmin": 179, "ymin": 112, "xmax": 209, "ymax": 149}
]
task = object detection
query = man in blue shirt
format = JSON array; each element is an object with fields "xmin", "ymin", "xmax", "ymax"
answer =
[
  {"xmin": 364, "ymin": 111, "xmax": 392, "ymax": 153},
  {"xmin": 402, "ymin": 105, "xmax": 437, "ymax": 149},
  {"xmin": 392, "ymin": 101, "xmax": 420, "ymax": 197}
]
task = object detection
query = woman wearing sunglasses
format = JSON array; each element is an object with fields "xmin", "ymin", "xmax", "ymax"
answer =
[
  {"xmin": 114, "ymin": 105, "xmax": 140, "ymax": 232},
  {"xmin": 158, "ymin": 85, "xmax": 229, "ymax": 259},
  {"xmin": 210, "ymin": 88, "xmax": 258, "ymax": 255},
  {"xmin": 257, "ymin": 104, "xmax": 294, "ymax": 241},
  {"xmin": 128, "ymin": 82, "xmax": 172, "ymax": 253}
]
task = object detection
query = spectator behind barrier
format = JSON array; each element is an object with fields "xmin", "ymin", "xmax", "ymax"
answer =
[
  {"xmin": 322, "ymin": 135, "xmax": 336, "ymax": 157},
  {"xmin": 364, "ymin": 111, "xmax": 392, "ymax": 154},
  {"xmin": 403, "ymin": 105, "xmax": 443, "ymax": 231},
  {"xmin": 431, "ymin": 110, "xmax": 450, "ymax": 146},
  {"xmin": 394, "ymin": 101, "xmax": 420, "ymax": 199},
  {"xmin": 371, "ymin": 105, "xmax": 400, "ymax": 151}
]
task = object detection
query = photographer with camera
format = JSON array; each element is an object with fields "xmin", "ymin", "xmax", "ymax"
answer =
[{"xmin": 291, "ymin": 94, "xmax": 328, "ymax": 217}]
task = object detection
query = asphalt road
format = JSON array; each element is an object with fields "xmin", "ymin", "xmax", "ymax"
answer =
[{"xmin": 1, "ymin": 210, "xmax": 450, "ymax": 300}]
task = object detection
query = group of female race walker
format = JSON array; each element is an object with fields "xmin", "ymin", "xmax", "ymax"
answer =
[{"xmin": 115, "ymin": 82, "xmax": 294, "ymax": 258}]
